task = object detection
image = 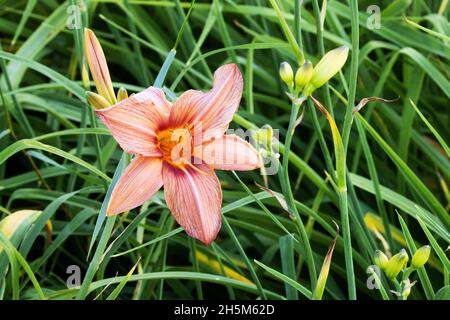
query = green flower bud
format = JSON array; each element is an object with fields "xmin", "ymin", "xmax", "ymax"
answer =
[
  {"xmin": 384, "ymin": 249, "xmax": 409, "ymax": 280},
  {"xmin": 86, "ymin": 91, "xmax": 111, "ymax": 109},
  {"xmin": 279, "ymin": 62, "xmax": 294, "ymax": 89},
  {"xmin": 303, "ymin": 46, "xmax": 349, "ymax": 95},
  {"xmin": 81, "ymin": 63, "xmax": 90, "ymax": 89},
  {"xmin": 374, "ymin": 250, "xmax": 389, "ymax": 270},
  {"xmin": 257, "ymin": 125, "xmax": 273, "ymax": 144},
  {"xmin": 295, "ymin": 60, "xmax": 313, "ymax": 89},
  {"xmin": 411, "ymin": 245, "xmax": 431, "ymax": 269},
  {"xmin": 117, "ymin": 87, "xmax": 128, "ymax": 102},
  {"xmin": 254, "ymin": 125, "xmax": 275, "ymax": 156}
]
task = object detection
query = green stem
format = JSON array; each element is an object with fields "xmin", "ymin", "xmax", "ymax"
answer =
[
  {"xmin": 312, "ymin": 0, "xmax": 334, "ymax": 117},
  {"xmin": 342, "ymin": 0, "xmax": 359, "ymax": 149},
  {"xmin": 294, "ymin": 0, "xmax": 303, "ymax": 49},
  {"xmin": 339, "ymin": 0, "xmax": 359, "ymax": 300},
  {"xmin": 338, "ymin": 188, "xmax": 356, "ymax": 299},
  {"xmin": 268, "ymin": 0, "xmax": 304, "ymax": 64},
  {"xmin": 279, "ymin": 96, "xmax": 317, "ymax": 290}
]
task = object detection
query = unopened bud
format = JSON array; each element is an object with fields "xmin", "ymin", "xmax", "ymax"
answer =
[
  {"xmin": 86, "ymin": 91, "xmax": 111, "ymax": 109},
  {"xmin": 374, "ymin": 250, "xmax": 389, "ymax": 270},
  {"xmin": 81, "ymin": 62, "xmax": 90, "ymax": 89},
  {"xmin": 256, "ymin": 125, "xmax": 273, "ymax": 145},
  {"xmin": 117, "ymin": 87, "xmax": 128, "ymax": 102},
  {"xmin": 84, "ymin": 28, "xmax": 117, "ymax": 105},
  {"xmin": 411, "ymin": 245, "xmax": 431, "ymax": 269},
  {"xmin": 295, "ymin": 60, "xmax": 313, "ymax": 89},
  {"xmin": 304, "ymin": 46, "xmax": 349, "ymax": 95},
  {"xmin": 279, "ymin": 62, "xmax": 294, "ymax": 89},
  {"xmin": 255, "ymin": 125, "xmax": 274, "ymax": 155},
  {"xmin": 384, "ymin": 249, "xmax": 409, "ymax": 280}
]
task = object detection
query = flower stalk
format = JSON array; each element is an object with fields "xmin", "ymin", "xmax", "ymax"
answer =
[
  {"xmin": 276, "ymin": 44, "xmax": 350, "ymax": 291},
  {"xmin": 277, "ymin": 93, "xmax": 317, "ymax": 288}
]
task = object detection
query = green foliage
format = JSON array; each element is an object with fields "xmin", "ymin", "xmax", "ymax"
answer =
[{"xmin": 0, "ymin": 0, "xmax": 448, "ymax": 300}]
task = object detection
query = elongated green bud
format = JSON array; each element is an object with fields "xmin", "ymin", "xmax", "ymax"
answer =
[
  {"xmin": 295, "ymin": 60, "xmax": 313, "ymax": 89},
  {"xmin": 117, "ymin": 87, "xmax": 128, "ymax": 102},
  {"xmin": 411, "ymin": 245, "xmax": 431, "ymax": 269},
  {"xmin": 86, "ymin": 91, "xmax": 111, "ymax": 109},
  {"xmin": 304, "ymin": 46, "xmax": 349, "ymax": 95},
  {"xmin": 81, "ymin": 62, "xmax": 90, "ymax": 89},
  {"xmin": 279, "ymin": 61, "xmax": 294, "ymax": 89},
  {"xmin": 384, "ymin": 249, "xmax": 409, "ymax": 280},
  {"xmin": 374, "ymin": 250, "xmax": 389, "ymax": 270}
]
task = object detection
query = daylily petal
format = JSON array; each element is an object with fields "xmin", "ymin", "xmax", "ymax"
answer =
[
  {"xmin": 163, "ymin": 162, "xmax": 222, "ymax": 245},
  {"xmin": 196, "ymin": 134, "xmax": 262, "ymax": 171},
  {"xmin": 169, "ymin": 64, "xmax": 243, "ymax": 143},
  {"xmin": 167, "ymin": 89, "xmax": 203, "ymax": 129},
  {"xmin": 96, "ymin": 87, "xmax": 171, "ymax": 156},
  {"xmin": 107, "ymin": 157, "xmax": 163, "ymax": 216},
  {"xmin": 84, "ymin": 28, "xmax": 116, "ymax": 105}
]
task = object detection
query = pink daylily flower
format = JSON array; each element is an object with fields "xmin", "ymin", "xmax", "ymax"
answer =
[{"xmin": 97, "ymin": 64, "xmax": 262, "ymax": 245}]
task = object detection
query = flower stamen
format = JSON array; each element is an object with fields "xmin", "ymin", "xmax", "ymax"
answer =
[{"xmin": 157, "ymin": 127, "xmax": 194, "ymax": 169}]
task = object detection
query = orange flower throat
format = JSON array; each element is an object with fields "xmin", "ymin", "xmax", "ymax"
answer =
[{"xmin": 157, "ymin": 127, "xmax": 193, "ymax": 168}]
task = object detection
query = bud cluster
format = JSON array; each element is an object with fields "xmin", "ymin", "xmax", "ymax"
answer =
[
  {"xmin": 279, "ymin": 46, "xmax": 349, "ymax": 97},
  {"xmin": 373, "ymin": 245, "xmax": 431, "ymax": 299}
]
